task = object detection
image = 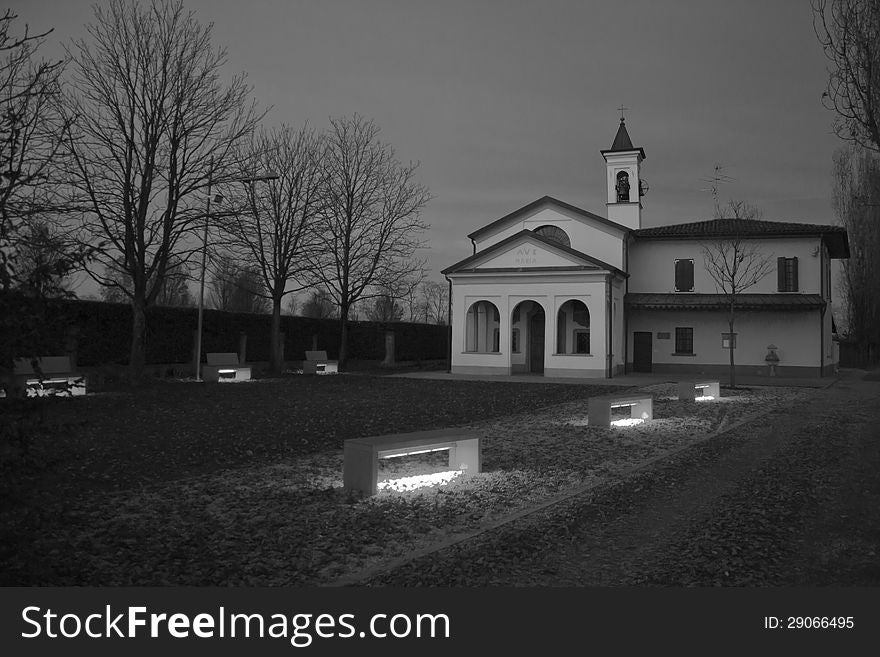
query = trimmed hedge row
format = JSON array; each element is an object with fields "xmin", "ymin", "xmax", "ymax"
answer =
[{"xmin": 5, "ymin": 297, "xmax": 449, "ymax": 366}]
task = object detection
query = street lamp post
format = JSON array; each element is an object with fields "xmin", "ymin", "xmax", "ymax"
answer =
[{"xmin": 194, "ymin": 168, "xmax": 278, "ymax": 381}]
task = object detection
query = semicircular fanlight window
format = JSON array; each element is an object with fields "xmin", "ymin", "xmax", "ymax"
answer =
[{"xmin": 533, "ymin": 225, "xmax": 571, "ymax": 248}]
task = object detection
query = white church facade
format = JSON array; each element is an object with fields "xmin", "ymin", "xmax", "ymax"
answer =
[{"xmin": 442, "ymin": 119, "xmax": 850, "ymax": 379}]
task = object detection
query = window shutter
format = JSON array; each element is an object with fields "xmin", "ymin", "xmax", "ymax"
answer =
[
  {"xmin": 675, "ymin": 259, "xmax": 694, "ymax": 292},
  {"xmin": 792, "ymin": 257, "xmax": 798, "ymax": 292},
  {"xmin": 777, "ymin": 257, "xmax": 785, "ymax": 291}
]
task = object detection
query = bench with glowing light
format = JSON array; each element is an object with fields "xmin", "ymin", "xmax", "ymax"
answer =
[
  {"xmin": 677, "ymin": 380, "xmax": 720, "ymax": 402},
  {"xmin": 202, "ymin": 352, "xmax": 251, "ymax": 383},
  {"xmin": 587, "ymin": 393, "xmax": 653, "ymax": 428},
  {"xmin": 302, "ymin": 350, "xmax": 338, "ymax": 375},
  {"xmin": 6, "ymin": 356, "xmax": 86, "ymax": 398},
  {"xmin": 343, "ymin": 428, "xmax": 482, "ymax": 496}
]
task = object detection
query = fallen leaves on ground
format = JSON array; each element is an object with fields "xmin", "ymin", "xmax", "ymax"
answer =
[{"xmin": 0, "ymin": 377, "xmax": 812, "ymax": 585}]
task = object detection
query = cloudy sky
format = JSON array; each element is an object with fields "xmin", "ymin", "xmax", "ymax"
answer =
[{"xmin": 20, "ymin": 0, "xmax": 843, "ymax": 284}]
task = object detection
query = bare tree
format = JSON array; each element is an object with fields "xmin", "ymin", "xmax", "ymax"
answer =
[
  {"xmin": 701, "ymin": 201, "xmax": 775, "ymax": 387},
  {"xmin": 63, "ymin": 0, "xmax": 262, "ymax": 380},
  {"xmin": 365, "ymin": 293, "xmax": 404, "ymax": 322},
  {"xmin": 813, "ymin": 0, "xmax": 880, "ymax": 153},
  {"xmin": 221, "ymin": 124, "xmax": 321, "ymax": 373},
  {"xmin": 300, "ymin": 286, "xmax": 336, "ymax": 319},
  {"xmin": 308, "ymin": 115, "xmax": 430, "ymax": 369},
  {"xmin": 0, "ymin": 10, "xmax": 75, "ymax": 292},
  {"xmin": 418, "ymin": 280, "xmax": 449, "ymax": 324},
  {"xmin": 207, "ymin": 252, "xmax": 269, "ymax": 314},
  {"xmin": 100, "ymin": 253, "xmax": 193, "ymax": 307},
  {"xmin": 832, "ymin": 146, "xmax": 880, "ymax": 360}
]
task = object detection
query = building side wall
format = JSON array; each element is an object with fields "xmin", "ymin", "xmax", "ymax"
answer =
[
  {"xmin": 626, "ymin": 309, "xmax": 822, "ymax": 374},
  {"xmin": 628, "ymin": 236, "xmax": 822, "ymax": 295}
]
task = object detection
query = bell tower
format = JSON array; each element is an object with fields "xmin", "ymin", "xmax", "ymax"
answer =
[{"xmin": 600, "ymin": 114, "xmax": 646, "ymax": 230}]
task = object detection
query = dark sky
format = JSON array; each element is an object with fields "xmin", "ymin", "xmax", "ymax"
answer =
[{"xmin": 20, "ymin": 0, "xmax": 843, "ymax": 283}]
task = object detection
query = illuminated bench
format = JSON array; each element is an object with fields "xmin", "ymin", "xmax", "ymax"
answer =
[
  {"xmin": 202, "ymin": 352, "xmax": 251, "ymax": 383},
  {"xmin": 677, "ymin": 380, "xmax": 720, "ymax": 401},
  {"xmin": 302, "ymin": 350, "xmax": 338, "ymax": 375},
  {"xmin": 343, "ymin": 428, "xmax": 482, "ymax": 496},
  {"xmin": 8, "ymin": 356, "xmax": 86, "ymax": 398},
  {"xmin": 587, "ymin": 393, "xmax": 653, "ymax": 428}
]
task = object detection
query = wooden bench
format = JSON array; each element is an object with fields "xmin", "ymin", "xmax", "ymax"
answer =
[
  {"xmin": 677, "ymin": 380, "xmax": 721, "ymax": 401},
  {"xmin": 343, "ymin": 428, "xmax": 482, "ymax": 496},
  {"xmin": 588, "ymin": 393, "xmax": 653, "ymax": 428},
  {"xmin": 6, "ymin": 356, "xmax": 86, "ymax": 398},
  {"xmin": 302, "ymin": 350, "xmax": 338, "ymax": 375},
  {"xmin": 202, "ymin": 352, "xmax": 251, "ymax": 383}
]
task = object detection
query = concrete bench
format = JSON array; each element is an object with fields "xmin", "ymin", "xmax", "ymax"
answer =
[
  {"xmin": 6, "ymin": 356, "xmax": 86, "ymax": 398},
  {"xmin": 588, "ymin": 393, "xmax": 653, "ymax": 428},
  {"xmin": 343, "ymin": 428, "xmax": 482, "ymax": 496},
  {"xmin": 677, "ymin": 380, "xmax": 720, "ymax": 401},
  {"xmin": 302, "ymin": 350, "xmax": 338, "ymax": 375},
  {"xmin": 202, "ymin": 352, "xmax": 251, "ymax": 383}
]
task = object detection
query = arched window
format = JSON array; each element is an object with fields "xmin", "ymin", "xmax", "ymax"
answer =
[
  {"xmin": 556, "ymin": 300, "xmax": 590, "ymax": 354},
  {"xmin": 465, "ymin": 300, "xmax": 500, "ymax": 353},
  {"xmin": 533, "ymin": 225, "xmax": 570, "ymax": 248},
  {"xmin": 616, "ymin": 171, "xmax": 631, "ymax": 202}
]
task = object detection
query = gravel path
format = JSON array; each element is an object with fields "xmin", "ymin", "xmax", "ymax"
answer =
[{"xmin": 364, "ymin": 374, "xmax": 880, "ymax": 586}]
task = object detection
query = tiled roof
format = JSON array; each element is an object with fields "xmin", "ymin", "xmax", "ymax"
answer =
[
  {"xmin": 632, "ymin": 218, "xmax": 849, "ymax": 258},
  {"xmin": 625, "ymin": 293, "xmax": 827, "ymax": 311}
]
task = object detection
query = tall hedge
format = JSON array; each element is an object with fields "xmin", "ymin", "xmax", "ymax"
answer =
[{"xmin": 4, "ymin": 297, "xmax": 448, "ymax": 366}]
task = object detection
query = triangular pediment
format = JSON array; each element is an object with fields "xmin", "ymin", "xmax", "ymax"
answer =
[
  {"xmin": 467, "ymin": 196, "xmax": 630, "ymax": 243},
  {"xmin": 443, "ymin": 230, "xmax": 623, "ymax": 275}
]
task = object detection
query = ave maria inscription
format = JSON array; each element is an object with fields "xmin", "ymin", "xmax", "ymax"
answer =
[{"xmin": 514, "ymin": 247, "xmax": 538, "ymax": 266}]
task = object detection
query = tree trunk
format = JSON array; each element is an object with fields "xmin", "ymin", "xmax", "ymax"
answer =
[
  {"xmin": 269, "ymin": 296, "xmax": 283, "ymax": 375},
  {"xmin": 129, "ymin": 297, "xmax": 147, "ymax": 384},
  {"xmin": 338, "ymin": 301, "xmax": 349, "ymax": 372},
  {"xmin": 728, "ymin": 315, "xmax": 736, "ymax": 389}
]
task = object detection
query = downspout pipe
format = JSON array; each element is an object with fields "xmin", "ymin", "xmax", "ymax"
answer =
[
  {"xmin": 445, "ymin": 275, "xmax": 453, "ymax": 373},
  {"xmin": 606, "ymin": 274, "xmax": 612, "ymax": 379}
]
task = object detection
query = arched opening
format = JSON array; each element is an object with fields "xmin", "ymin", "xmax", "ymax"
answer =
[
  {"xmin": 556, "ymin": 300, "xmax": 590, "ymax": 354},
  {"xmin": 511, "ymin": 300, "xmax": 546, "ymax": 374},
  {"xmin": 533, "ymin": 225, "xmax": 571, "ymax": 249},
  {"xmin": 465, "ymin": 300, "xmax": 500, "ymax": 353},
  {"xmin": 616, "ymin": 170, "xmax": 631, "ymax": 202}
]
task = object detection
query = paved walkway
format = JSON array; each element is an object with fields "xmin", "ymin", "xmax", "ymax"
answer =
[{"xmin": 389, "ymin": 369, "xmax": 846, "ymax": 389}]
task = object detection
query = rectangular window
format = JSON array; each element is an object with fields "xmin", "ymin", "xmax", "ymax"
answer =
[
  {"xmin": 574, "ymin": 330, "xmax": 590, "ymax": 354},
  {"xmin": 721, "ymin": 332, "xmax": 737, "ymax": 349},
  {"xmin": 777, "ymin": 257, "xmax": 799, "ymax": 292},
  {"xmin": 511, "ymin": 328, "xmax": 520, "ymax": 353},
  {"xmin": 493, "ymin": 328, "xmax": 500, "ymax": 352},
  {"xmin": 674, "ymin": 259, "xmax": 694, "ymax": 292},
  {"xmin": 675, "ymin": 327, "xmax": 694, "ymax": 355}
]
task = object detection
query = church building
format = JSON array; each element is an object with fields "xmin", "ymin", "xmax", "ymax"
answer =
[{"xmin": 441, "ymin": 119, "xmax": 849, "ymax": 378}]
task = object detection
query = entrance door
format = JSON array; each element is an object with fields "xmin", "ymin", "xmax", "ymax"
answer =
[
  {"xmin": 529, "ymin": 310, "xmax": 545, "ymax": 374},
  {"xmin": 633, "ymin": 331, "xmax": 652, "ymax": 373}
]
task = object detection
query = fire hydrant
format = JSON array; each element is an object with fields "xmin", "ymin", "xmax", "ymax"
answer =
[{"xmin": 765, "ymin": 344, "xmax": 780, "ymax": 377}]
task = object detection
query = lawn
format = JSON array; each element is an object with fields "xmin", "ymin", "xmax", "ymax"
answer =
[{"xmin": 0, "ymin": 374, "xmax": 809, "ymax": 586}]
